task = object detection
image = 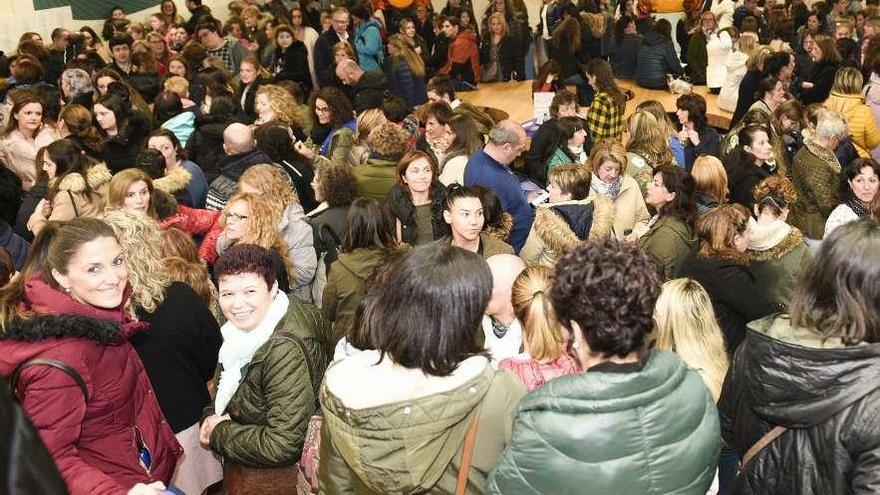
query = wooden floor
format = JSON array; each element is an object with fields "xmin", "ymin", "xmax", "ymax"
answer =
[{"xmin": 459, "ymin": 80, "xmax": 733, "ymax": 130}]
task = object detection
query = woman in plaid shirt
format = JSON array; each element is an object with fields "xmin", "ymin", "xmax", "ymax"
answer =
[{"xmin": 584, "ymin": 59, "xmax": 628, "ymax": 140}]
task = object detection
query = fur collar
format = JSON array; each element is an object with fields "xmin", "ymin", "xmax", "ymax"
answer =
[
  {"xmin": 52, "ymin": 163, "xmax": 112, "ymax": 193},
  {"xmin": 485, "ymin": 212, "xmax": 514, "ymax": 243},
  {"xmin": 803, "ymin": 135, "xmax": 841, "ymax": 173},
  {"xmin": 748, "ymin": 222, "xmax": 805, "ymax": 262},
  {"xmin": 535, "ymin": 195, "xmax": 614, "ymax": 251},
  {"xmin": 0, "ymin": 313, "xmax": 123, "ymax": 345},
  {"xmin": 153, "ymin": 166, "xmax": 192, "ymax": 194}
]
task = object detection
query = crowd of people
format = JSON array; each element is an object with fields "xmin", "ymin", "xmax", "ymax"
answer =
[{"xmin": 0, "ymin": 0, "xmax": 879, "ymax": 495}]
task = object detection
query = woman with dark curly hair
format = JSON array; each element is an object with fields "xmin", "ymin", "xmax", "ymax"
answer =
[
  {"xmin": 639, "ymin": 165, "xmax": 699, "ymax": 280},
  {"xmin": 675, "ymin": 93, "xmax": 722, "ymax": 172},
  {"xmin": 297, "ymin": 86, "xmax": 356, "ymax": 166},
  {"xmin": 488, "ymin": 238, "xmax": 720, "ymax": 494},
  {"xmin": 308, "ymin": 161, "xmax": 358, "ymax": 289}
]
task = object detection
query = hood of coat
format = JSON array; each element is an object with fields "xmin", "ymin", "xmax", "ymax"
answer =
[
  {"xmin": 52, "ymin": 162, "xmax": 112, "ymax": 193},
  {"xmin": 641, "ymin": 30, "xmax": 668, "ymax": 46},
  {"xmin": 321, "ymin": 350, "xmax": 493, "ymax": 493},
  {"xmin": 357, "ymin": 18, "xmax": 383, "ymax": 35},
  {"xmin": 355, "ymin": 70, "xmax": 388, "ymax": 92},
  {"xmin": 163, "ymin": 110, "xmax": 196, "ymax": 132},
  {"xmin": 743, "ymin": 315, "xmax": 880, "ymax": 427},
  {"xmin": 337, "ymin": 247, "xmax": 395, "ymax": 281},
  {"xmin": 153, "ymin": 165, "xmax": 192, "ymax": 195},
  {"xmin": 535, "ymin": 196, "xmax": 614, "ymax": 250},
  {"xmin": 747, "ymin": 218, "xmax": 805, "ymax": 260},
  {"xmin": 802, "ymin": 134, "xmax": 841, "ymax": 173},
  {"xmin": 455, "ymin": 28, "xmax": 478, "ymax": 44}
]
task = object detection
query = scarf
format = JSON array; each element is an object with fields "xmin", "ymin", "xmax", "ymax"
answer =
[
  {"xmin": 846, "ymin": 198, "xmax": 870, "ymax": 219},
  {"xmin": 591, "ymin": 173, "xmax": 623, "ymax": 198},
  {"xmin": 320, "ymin": 119, "xmax": 356, "ymax": 156},
  {"xmin": 22, "ymin": 273, "xmax": 148, "ymax": 340},
  {"xmin": 215, "ymin": 290, "xmax": 290, "ymax": 415}
]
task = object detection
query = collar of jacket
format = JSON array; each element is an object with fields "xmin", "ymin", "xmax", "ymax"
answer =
[
  {"xmin": 747, "ymin": 218, "xmax": 804, "ymax": 261},
  {"xmin": 52, "ymin": 162, "xmax": 111, "ymax": 193},
  {"xmin": 803, "ymin": 135, "xmax": 841, "ymax": 173},
  {"xmin": 153, "ymin": 165, "xmax": 192, "ymax": 195},
  {"xmin": 535, "ymin": 196, "xmax": 614, "ymax": 250}
]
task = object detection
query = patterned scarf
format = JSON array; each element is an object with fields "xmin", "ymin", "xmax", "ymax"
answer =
[
  {"xmin": 846, "ymin": 198, "xmax": 870, "ymax": 219},
  {"xmin": 591, "ymin": 173, "xmax": 623, "ymax": 198}
]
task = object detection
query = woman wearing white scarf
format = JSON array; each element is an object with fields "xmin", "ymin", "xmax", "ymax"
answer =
[
  {"xmin": 199, "ymin": 244, "xmax": 329, "ymax": 489},
  {"xmin": 585, "ymin": 140, "xmax": 651, "ymax": 240}
]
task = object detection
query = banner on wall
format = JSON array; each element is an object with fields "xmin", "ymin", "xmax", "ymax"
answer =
[{"xmin": 33, "ymin": 0, "xmax": 162, "ymax": 20}]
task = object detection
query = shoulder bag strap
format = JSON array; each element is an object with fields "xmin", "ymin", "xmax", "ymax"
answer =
[
  {"xmin": 275, "ymin": 331, "xmax": 319, "ymax": 408},
  {"xmin": 455, "ymin": 405, "xmax": 482, "ymax": 495},
  {"xmin": 11, "ymin": 358, "xmax": 89, "ymax": 403},
  {"xmin": 67, "ymin": 190, "xmax": 80, "ymax": 218},
  {"xmin": 740, "ymin": 425, "xmax": 787, "ymax": 471}
]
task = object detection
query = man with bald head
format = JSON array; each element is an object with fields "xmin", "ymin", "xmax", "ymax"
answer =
[
  {"xmin": 464, "ymin": 120, "xmax": 534, "ymax": 252},
  {"xmin": 205, "ymin": 123, "xmax": 271, "ymax": 210},
  {"xmin": 482, "ymin": 254, "xmax": 527, "ymax": 363},
  {"xmin": 335, "ymin": 58, "xmax": 388, "ymax": 113}
]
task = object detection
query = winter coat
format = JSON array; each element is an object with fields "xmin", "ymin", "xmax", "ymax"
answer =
[
  {"xmin": 153, "ymin": 165, "xmax": 194, "ymax": 208},
  {"xmin": 308, "ymin": 203, "xmax": 350, "ymax": 262},
  {"xmin": 185, "ymin": 116, "xmax": 244, "ymax": 182},
  {"xmin": 27, "ymin": 163, "xmax": 112, "ymax": 235},
  {"xmin": 639, "ymin": 214, "xmax": 698, "ymax": 279},
  {"xmin": 823, "ymin": 91, "xmax": 880, "ymax": 157},
  {"xmin": 683, "ymin": 127, "xmax": 722, "ymax": 172},
  {"xmin": 747, "ymin": 220, "xmax": 812, "ymax": 305},
  {"xmin": 320, "ymin": 352, "xmax": 526, "ymax": 494},
  {"xmin": 706, "ymin": 31, "xmax": 733, "ymax": 88},
  {"xmin": 442, "ymin": 30, "xmax": 481, "ymax": 85},
  {"xmin": 203, "ymin": 295, "xmax": 330, "ymax": 467},
  {"xmin": 279, "ymin": 203, "xmax": 318, "ymax": 302},
  {"xmin": 678, "ymin": 251, "xmax": 782, "ymax": 352},
  {"xmin": 353, "ymin": 156, "xmax": 398, "ymax": 201},
  {"xmin": 318, "ymin": 122, "xmax": 356, "ymax": 164},
  {"xmin": 720, "ymin": 314, "xmax": 880, "ymax": 495},
  {"xmin": 273, "ymin": 42, "xmax": 313, "ymax": 95},
  {"xmin": 729, "ymin": 161, "xmax": 774, "ymax": 212},
  {"xmin": 385, "ymin": 183, "xmax": 450, "ymax": 246},
  {"xmin": 132, "ymin": 282, "xmax": 221, "ymax": 433},
  {"xmin": 586, "ymin": 91, "xmax": 625, "ymax": 140},
  {"xmin": 352, "ymin": 70, "xmax": 389, "ymax": 114},
  {"xmin": 487, "ymin": 350, "xmax": 720, "ymax": 495},
  {"xmin": 1, "ymin": 126, "xmax": 58, "ymax": 190},
  {"xmin": 685, "ymin": 30, "xmax": 710, "ymax": 85},
  {"xmin": 314, "ymin": 29, "xmax": 347, "ymax": 87},
  {"xmin": 386, "ymin": 57, "xmax": 428, "ymax": 108},
  {"xmin": 160, "ymin": 111, "xmax": 196, "ymax": 147},
  {"xmin": 180, "ymin": 160, "xmax": 209, "ymax": 209},
  {"xmin": 635, "ymin": 31, "xmax": 683, "ymax": 89},
  {"xmin": 102, "ymin": 112, "xmax": 151, "ymax": 174},
  {"xmin": 802, "ymin": 60, "xmax": 840, "ymax": 106},
  {"xmin": 731, "ymin": 69, "xmax": 763, "ymax": 127},
  {"xmin": 0, "ymin": 308, "xmax": 181, "ymax": 494},
  {"xmin": 520, "ymin": 196, "xmax": 614, "ymax": 267},
  {"xmin": 323, "ymin": 246, "xmax": 409, "ymax": 345},
  {"xmin": 718, "ymin": 50, "xmax": 749, "ymax": 112},
  {"xmin": 479, "ymin": 35, "xmax": 519, "ymax": 81},
  {"xmin": 355, "ymin": 18, "xmax": 385, "ymax": 72},
  {"xmin": 205, "ymin": 149, "xmax": 272, "ymax": 211},
  {"xmin": 273, "ymin": 153, "xmax": 317, "ymax": 213},
  {"xmin": 0, "ymin": 220, "xmax": 27, "ymax": 270},
  {"xmin": 610, "ymin": 33, "xmax": 642, "ymax": 78},
  {"xmin": 824, "ymin": 202, "xmax": 863, "ymax": 237},
  {"xmin": 235, "ymin": 78, "xmax": 264, "ymax": 124},
  {"xmin": 791, "ymin": 137, "xmax": 840, "ymax": 239},
  {"xmin": 587, "ymin": 174, "xmax": 652, "ymax": 238}
]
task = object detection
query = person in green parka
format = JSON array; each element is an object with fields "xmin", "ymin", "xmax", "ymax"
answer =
[
  {"xmin": 639, "ymin": 165, "xmax": 700, "ymax": 279},
  {"xmin": 487, "ymin": 238, "xmax": 720, "ymax": 495},
  {"xmin": 352, "ymin": 122, "xmax": 410, "ymax": 201}
]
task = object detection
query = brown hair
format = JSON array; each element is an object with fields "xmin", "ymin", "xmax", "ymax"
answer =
[
  {"xmin": 160, "ymin": 227, "xmax": 201, "ymax": 263},
  {"xmin": 368, "ymin": 122, "xmax": 410, "ymax": 160},
  {"xmin": 108, "ymin": 168, "xmax": 157, "ymax": 218},
  {"xmin": 696, "ymin": 203, "xmax": 750, "ymax": 264},
  {"xmin": 3, "ymin": 91, "xmax": 43, "ymax": 137},
  {"xmin": 753, "ymin": 175, "xmax": 797, "ymax": 216},
  {"xmin": 162, "ymin": 256, "xmax": 216, "ymax": 309},
  {"xmin": 589, "ymin": 138, "xmax": 627, "ymax": 176},
  {"xmin": 59, "ymin": 104, "xmax": 105, "ymax": 155},
  {"xmin": 549, "ymin": 163, "xmax": 592, "ymax": 200},
  {"xmin": 239, "ymin": 164, "xmax": 298, "ymax": 205},
  {"xmin": 691, "ymin": 156, "xmax": 728, "ymax": 205}
]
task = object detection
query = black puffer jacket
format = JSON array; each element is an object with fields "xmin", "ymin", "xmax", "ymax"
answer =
[
  {"xmin": 186, "ymin": 115, "xmax": 244, "ymax": 182},
  {"xmin": 720, "ymin": 314, "xmax": 880, "ymax": 494},
  {"xmin": 385, "ymin": 183, "xmax": 450, "ymax": 246}
]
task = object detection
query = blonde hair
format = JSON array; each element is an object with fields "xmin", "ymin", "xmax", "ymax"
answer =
[
  {"xmin": 691, "ymin": 155, "xmax": 728, "ymax": 204},
  {"xmin": 388, "ymin": 34, "xmax": 426, "ymax": 78},
  {"xmin": 548, "ymin": 162, "xmax": 592, "ymax": 199},
  {"xmin": 626, "ymin": 111, "xmax": 674, "ymax": 166},
  {"xmin": 747, "ymin": 45, "xmax": 773, "ymax": 71},
  {"xmin": 830, "ymin": 66, "xmax": 863, "ymax": 95},
  {"xmin": 256, "ymin": 84, "xmax": 305, "ymax": 129},
  {"xmin": 512, "ymin": 266, "xmax": 565, "ymax": 362},
  {"xmin": 653, "ymin": 278, "xmax": 730, "ymax": 402},
  {"xmin": 354, "ymin": 108, "xmax": 386, "ymax": 144},
  {"xmin": 738, "ymin": 32, "xmax": 760, "ymax": 59},
  {"xmin": 163, "ymin": 75, "xmax": 190, "ymax": 99},
  {"xmin": 222, "ymin": 192, "xmax": 294, "ymax": 278},
  {"xmin": 239, "ymin": 164, "xmax": 299, "ymax": 205},
  {"xmin": 635, "ymin": 99, "xmax": 677, "ymax": 138},
  {"xmin": 101, "ymin": 209, "xmax": 170, "ymax": 313}
]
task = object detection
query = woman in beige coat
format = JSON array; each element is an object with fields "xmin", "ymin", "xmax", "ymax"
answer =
[
  {"xmin": 27, "ymin": 140, "xmax": 111, "ymax": 234},
  {"xmin": 585, "ymin": 140, "xmax": 651, "ymax": 240},
  {"xmin": 1, "ymin": 92, "xmax": 58, "ymax": 190}
]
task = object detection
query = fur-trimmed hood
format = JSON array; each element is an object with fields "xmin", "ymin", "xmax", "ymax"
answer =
[
  {"xmin": 153, "ymin": 165, "xmax": 192, "ymax": 195},
  {"xmin": 534, "ymin": 196, "xmax": 614, "ymax": 251},
  {"xmin": 51, "ymin": 162, "xmax": 112, "ymax": 193},
  {"xmin": 748, "ymin": 219, "xmax": 805, "ymax": 262},
  {"xmin": 485, "ymin": 212, "xmax": 514, "ymax": 243}
]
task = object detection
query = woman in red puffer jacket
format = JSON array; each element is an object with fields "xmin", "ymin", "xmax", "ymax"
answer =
[{"xmin": 0, "ymin": 218, "xmax": 181, "ymax": 495}]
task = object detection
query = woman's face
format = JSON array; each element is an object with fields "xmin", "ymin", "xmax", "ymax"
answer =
[
  {"xmin": 224, "ymin": 200, "xmax": 251, "ymax": 240},
  {"xmin": 148, "ymin": 136, "xmax": 177, "ymax": 167},
  {"xmin": 803, "ymin": 33, "xmax": 815, "ymax": 53},
  {"xmin": 780, "ymin": 114, "xmax": 794, "ymax": 132},
  {"xmin": 291, "ymin": 10, "xmax": 304, "ymax": 27},
  {"xmin": 403, "ymin": 157, "xmax": 433, "ymax": 195},
  {"xmin": 15, "ymin": 102, "xmax": 43, "ymax": 134},
  {"xmin": 311, "ymin": 173, "xmax": 324, "ymax": 202},
  {"xmin": 443, "ymin": 196, "xmax": 484, "ymax": 243},
  {"xmin": 810, "ymin": 43, "xmax": 823, "ymax": 62},
  {"xmin": 81, "ymin": 30, "xmax": 94, "ymax": 46},
  {"xmin": 702, "ymin": 15, "xmax": 716, "ymax": 31},
  {"xmin": 768, "ymin": 81, "xmax": 786, "ymax": 105},
  {"xmin": 334, "ymin": 49, "xmax": 351, "ymax": 64},
  {"xmin": 93, "ymin": 103, "xmax": 117, "ymax": 133},
  {"xmin": 490, "ymin": 18, "xmax": 503, "ymax": 35},
  {"xmin": 96, "ymin": 76, "xmax": 115, "ymax": 95},
  {"xmin": 569, "ymin": 128, "xmax": 587, "ymax": 148},
  {"xmin": 733, "ymin": 224, "xmax": 752, "ymax": 252},
  {"xmin": 850, "ymin": 165, "xmax": 880, "ymax": 204},
  {"xmin": 321, "ymin": 14, "xmax": 333, "ymax": 32},
  {"xmin": 52, "ymin": 236, "xmax": 128, "ymax": 309},
  {"xmin": 162, "ymin": 1, "xmax": 175, "ymax": 16},
  {"xmin": 645, "ymin": 172, "xmax": 674, "ymax": 209},
  {"xmin": 218, "ymin": 272, "xmax": 276, "ymax": 332},
  {"xmin": 124, "ymin": 180, "xmax": 151, "ymax": 213},
  {"xmin": 404, "ymin": 22, "xmax": 416, "ymax": 38},
  {"xmin": 597, "ymin": 159, "xmax": 621, "ymax": 183},
  {"xmin": 746, "ymin": 130, "xmax": 774, "ymax": 162},
  {"xmin": 277, "ymin": 30, "xmax": 294, "ymax": 49},
  {"xmin": 61, "ymin": 79, "xmax": 73, "ymax": 98},
  {"xmin": 150, "ymin": 15, "xmax": 164, "ymax": 32},
  {"xmin": 548, "ymin": 181, "xmax": 570, "ymax": 202},
  {"xmin": 807, "ymin": 15, "xmax": 820, "ymax": 32},
  {"xmin": 460, "ymin": 12, "xmax": 471, "ymax": 26},
  {"xmin": 42, "ymin": 156, "xmax": 57, "ymax": 179},
  {"xmin": 314, "ymin": 98, "xmax": 332, "ymax": 125},
  {"xmin": 676, "ymin": 107, "xmax": 690, "ymax": 125},
  {"xmin": 865, "ymin": 23, "xmax": 877, "ymax": 38},
  {"xmin": 255, "ymin": 93, "xmax": 274, "ymax": 121},
  {"xmin": 148, "ymin": 36, "xmax": 166, "ymax": 56},
  {"xmin": 169, "ymin": 59, "xmax": 186, "ymax": 77},
  {"xmin": 228, "ymin": 23, "xmax": 244, "ymax": 39},
  {"xmin": 240, "ymin": 61, "xmax": 257, "ymax": 84}
]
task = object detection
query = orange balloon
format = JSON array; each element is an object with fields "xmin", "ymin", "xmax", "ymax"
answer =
[{"xmin": 389, "ymin": 0, "xmax": 414, "ymax": 8}]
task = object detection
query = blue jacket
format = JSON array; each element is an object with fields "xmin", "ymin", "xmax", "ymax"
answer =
[
  {"xmin": 355, "ymin": 19, "xmax": 385, "ymax": 72},
  {"xmin": 0, "ymin": 220, "xmax": 28, "ymax": 270},
  {"xmin": 180, "ymin": 160, "xmax": 209, "ymax": 209},
  {"xmin": 386, "ymin": 58, "xmax": 427, "ymax": 107},
  {"xmin": 464, "ymin": 149, "xmax": 534, "ymax": 252},
  {"xmin": 635, "ymin": 32, "xmax": 682, "ymax": 89}
]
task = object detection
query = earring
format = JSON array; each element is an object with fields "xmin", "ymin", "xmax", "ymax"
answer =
[{"xmin": 63, "ymin": 287, "xmax": 72, "ymax": 293}]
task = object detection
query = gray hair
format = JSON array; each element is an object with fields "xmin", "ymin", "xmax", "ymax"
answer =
[
  {"xmin": 815, "ymin": 109, "xmax": 849, "ymax": 141},
  {"xmin": 487, "ymin": 123, "xmax": 522, "ymax": 147},
  {"xmin": 61, "ymin": 68, "xmax": 94, "ymax": 97}
]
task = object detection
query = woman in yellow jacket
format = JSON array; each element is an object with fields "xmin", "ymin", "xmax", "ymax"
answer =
[{"xmin": 824, "ymin": 67, "xmax": 880, "ymax": 158}]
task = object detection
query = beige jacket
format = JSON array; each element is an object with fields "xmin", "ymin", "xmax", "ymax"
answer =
[
  {"xmin": 2, "ymin": 126, "xmax": 59, "ymax": 190},
  {"xmin": 587, "ymin": 174, "xmax": 652, "ymax": 239},
  {"xmin": 520, "ymin": 196, "xmax": 614, "ymax": 267},
  {"xmin": 28, "ymin": 163, "xmax": 112, "ymax": 234}
]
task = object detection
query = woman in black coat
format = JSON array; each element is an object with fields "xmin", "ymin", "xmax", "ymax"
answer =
[
  {"xmin": 272, "ymin": 25, "xmax": 313, "ymax": 96},
  {"xmin": 94, "ymin": 92, "xmax": 151, "ymax": 174},
  {"xmin": 385, "ymin": 151, "xmax": 451, "ymax": 246},
  {"xmin": 678, "ymin": 204, "xmax": 781, "ymax": 353},
  {"xmin": 235, "ymin": 56, "xmax": 268, "ymax": 124},
  {"xmin": 676, "ymin": 93, "xmax": 722, "ymax": 172},
  {"xmin": 479, "ymin": 13, "xmax": 521, "ymax": 82},
  {"xmin": 800, "ymin": 34, "xmax": 842, "ymax": 105}
]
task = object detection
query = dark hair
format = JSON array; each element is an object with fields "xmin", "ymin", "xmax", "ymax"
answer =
[
  {"xmin": 31, "ymin": 85, "xmax": 61, "ymax": 123},
  {"xmin": 535, "ymin": 60, "xmax": 563, "ymax": 94},
  {"xmin": 543, "ymin": 116, "xmax": 584, "ymax": 164},
  {"xmin": 207, "ymin": 93, "xmax": 239, "ymax": 119},
  {"xmin": 444, "ymin": 183, "xmax": 482, "ymax": 210},
  {"xmin": 382, "ymin": 95, "xmax": 412, "ymax": 123},
  {"xmin": 153, "ymin": 90, "xmax": 183, "ymax": 125},
  {"xmin": 311, "ymin": 86, "xmax": 354, "ymax": 129},
  {"xmin": 213, "ymin": 243, "xmax": 277, "ymax": 288},
  {"xmin": 447, "ymin": 113, "xmax": 482, "ymax": 155},
  {"xmin": 350, "ymin": 3, "xmax": 372, "ymax": 20},
  {"xmin": 549, "ymin": 89, "xmax": 577, "ymax": 119},
  {"xmin": 655, "ymin": 164, "xmax": 698, "ymax": 225},
  {"xmin": 43, "ymin": 140, "xmax": 94, "ymax": 198},
  {"xmin": 840, "ymin": 157, "xmax": 880, "ymax": 203},
  {"xmin": 676, "ymin": 93, "xmax": 708, "ymax": 131},
  {"xmin": 614, "ymin": 14, "xmax": 633, "ymax": 42},
  {"xmin": 196, "ymin": 18, "xmax": 222, "ymax": 35},
  {"xmin": 12, "ymin": 56, "xmax": 44, "ymax": 84},
  {"xmin": 93, "ymin": 92, "xmax": 131, "ymax": 137},
  {"xmin": 790, "ymin": 219, "xmax": 880, "ymax": 344},
  {"xmin": 755, "ymin": 76, "xmax": 780, "ymax": 101},
  {"xmin": 147, "ymin": 128, "xmax": 186, "ymax": 161},
  {"xmin": 0, "ymin": 247, "xmax": 13, "ymax": 288},
  {"xmin": 368, "ymin": 243, "xmax": 491, "ymax": 376},
  {"xmin": 423, "ymin": 101, "xmax": 454, "ymax": 124},
  {"xmin": 763, "ymin": 51, "xmax": 792, "ymax": 78},
  {"xmin": 427, "ymin": 74, "xmax": 456, "ymax": 100},
  {"xmin": 135, "ymin": 148, "xmax": 167, "ymax": 180},
  {"xmin": 585, "ymin": 58, "xmax": 627, "ymax": 110},
  {"xmin": 348, "ymin": 250, "xmax": 408, "ymax": 352},
  {"xmin": 108, "ymin": 33, "xmax": 133, "ymax": 50},
  {"xmin": 737, "ymin": 124, "xmax": 771, "ymax": 170},
  {"xmin": 341, "ymin": 197, "xmax": 398, "ymax": 252},
  {"xmin": 315, "ymin": 161, "xmax": 357, "ymax": 207},
  {"xmin": 551, "ymin": 238, "xmax": 662, "ymax": 357},
  {"xmin": 654, "ymin": 18, "xmax": 673, "ymax": 40},
  {"xmin": 473, "ymin": 185, "xmax": 504, "ymax": 234},
  {"xmin": 254, "ymin": 123, "xmax": 304, "ymax": 162}
]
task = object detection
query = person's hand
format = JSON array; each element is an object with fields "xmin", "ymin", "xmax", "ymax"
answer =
[
  {"xmin": 687, "ymin": 128, "xmax": 700, "ymax": 146},
  {"xmin": 127, "ymin": 482, "xmax": 167, "ymax": 495},
  {"xmin": 545, "ymin": 73, "xmax": 556, "ymax": 84},
  {"xmin": 623, "ymin": 232, "xmax": 639, "ymax": 243},
  {"xmin": 677, "ymin": 129, "xmax": 689, "ymax": 144},
  {"xmin": 37, "ymin": 198, "xmax": 51, "ymax": 216},
  {"xmin": 200, "ymin": 414, "xmax": 230, "ymax": 446},
  {"xmin": 295, "ymin": 141, "xmax": 316, "ymax": 161}
]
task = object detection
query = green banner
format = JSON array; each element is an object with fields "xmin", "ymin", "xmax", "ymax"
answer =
[{"xmin": 33, "ymin": 0, "xmax": 163, "ymax": 20}]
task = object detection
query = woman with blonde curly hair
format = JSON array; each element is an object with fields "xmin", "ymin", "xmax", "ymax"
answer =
[
  {"xmin": 498, "ymin": 266, "xmax": 581, "ymax": 391},
  {"xmin": 253, "ymin": 84, "xmax": 307, "ymax": 139},
  {"xmin": 238, "ymin": 164, "xmax": 317, "ymax": 301},
  {"xmin": 635, "ymin": 99, "xmax": 685, "ymax": 166},
  {"xmin": 747, "ymin": 175, "xmax": 812, "ymax": 304},
  {"xmin": 625, "ymin": 110, "xmax": 675, "ymax": 195},
  {"xmin": 100, "ymin": 208, "xmax": 222, "ymax": 495},
  {"xmin": 217, "ymin": 191, "xmax": 294, "ymax": 292}
]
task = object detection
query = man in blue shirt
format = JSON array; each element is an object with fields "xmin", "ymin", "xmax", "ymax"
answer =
[{"xmin": 464, "ymin": 120, "xmax": 533, "ymax": 252}]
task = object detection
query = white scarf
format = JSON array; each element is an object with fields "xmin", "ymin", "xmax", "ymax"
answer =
[{"xmin": 214, "ymin": 290, "xmax": 290, "ymax": 415}]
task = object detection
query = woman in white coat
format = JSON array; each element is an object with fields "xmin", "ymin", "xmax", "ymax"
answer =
[
  {"xmin": 706, "ymin": 28, "xmax": 734, "ymax": 94},
  {"xmin": 719, "ymin": 32, "xmax": 758, "ymax": 112},
  {"xmin": 710, "ymin": 0, "xmax": 736, "ymax": 30}
]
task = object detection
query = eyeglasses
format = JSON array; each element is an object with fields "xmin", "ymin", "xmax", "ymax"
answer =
[
  {"xmin": 225, "ymin": 212, "xmax": 249, "ymax": 222},
  {"xmin": 315, "ymin": 105, "xmax": 331, "ymax": 114}
]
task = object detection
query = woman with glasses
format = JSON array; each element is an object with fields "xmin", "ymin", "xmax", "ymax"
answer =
[
  {"xmin": 297, "ymin": 87, "xmax": 356, "ymax": 166},
  {"xmin": 0, "ymin": 218, "xmax": 181, "ymax": 495}
]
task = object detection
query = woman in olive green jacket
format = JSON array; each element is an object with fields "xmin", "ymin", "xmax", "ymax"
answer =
[
  {"xmin": 319, "ymin": 243, "xmax": 526, "ymax": 494},
  {"xmin": 639, "ymin": 165, "xmax": 700, "ymax": 279},
  {"xmin": 200, "ymin": 245, "xmax": 329, "ymax": 472}
]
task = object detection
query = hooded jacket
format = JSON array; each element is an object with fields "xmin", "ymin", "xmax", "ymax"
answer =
[
  {"xmin": 442, "ymin": 29, "xmax": 481, "ymax": 85},
  {"xmin": 319, "ymin": 352, "xmax": 526, "ymax": 494},
  {"xmin": 102, "ymin": 112, "xmax": 151, "ymax": 174},
  {"xmin": 520, "ymin": 196, "xmax": 614, "ymax": 267},
  {"xmin": 353, "ymin": 155, "xmax": 399, "ymax": 201},
  {"xmin": 27, "ymin": 163, "xmax": 112, "ymax": 235},
  {"xmin": 720, "ymin": 315, "xmax": 880, "ymax": 494},
  {"xmin": 387, "ymin": 56, "xmax": 428, "ymax": 108},
  {"xmin": 746, "ymin": 220, "xmax": 812, "ymax": 305},
  {"xmin": 353, "ymin": 70, "xmax": 389, "ymax": 114},
  {"xmin": 354, "ymin": 18, "xmax": 385, "ymax": 72},
  {"xmin": 160, "ymin": 111, "xmax": 196, "ymax": 148},
  {"xmin": 280, "ymin": 202, "xmax": 318, "ymax": 302},
  {"xmin": 153, "ymin": 165, "xmax": 194, "ymax": 208},
  {"xmin": 185, "ymin": 114, "xmax": 244, "ymax": 182},
  {"xmin": 635, "ymin": 31, "xmax": 683, "ymax": 89},
  {"xmin": 639, "ymin": 214, "xmax": 698, "ymax": 280},
  {"xmin": 487, "ymin": 350, "xmax": 720, "ymax": 495}
]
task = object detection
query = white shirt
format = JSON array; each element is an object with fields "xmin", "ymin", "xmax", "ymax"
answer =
[{"xmin": 481, "ymin": 316, "xmax": 523, "ymax": 365}]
